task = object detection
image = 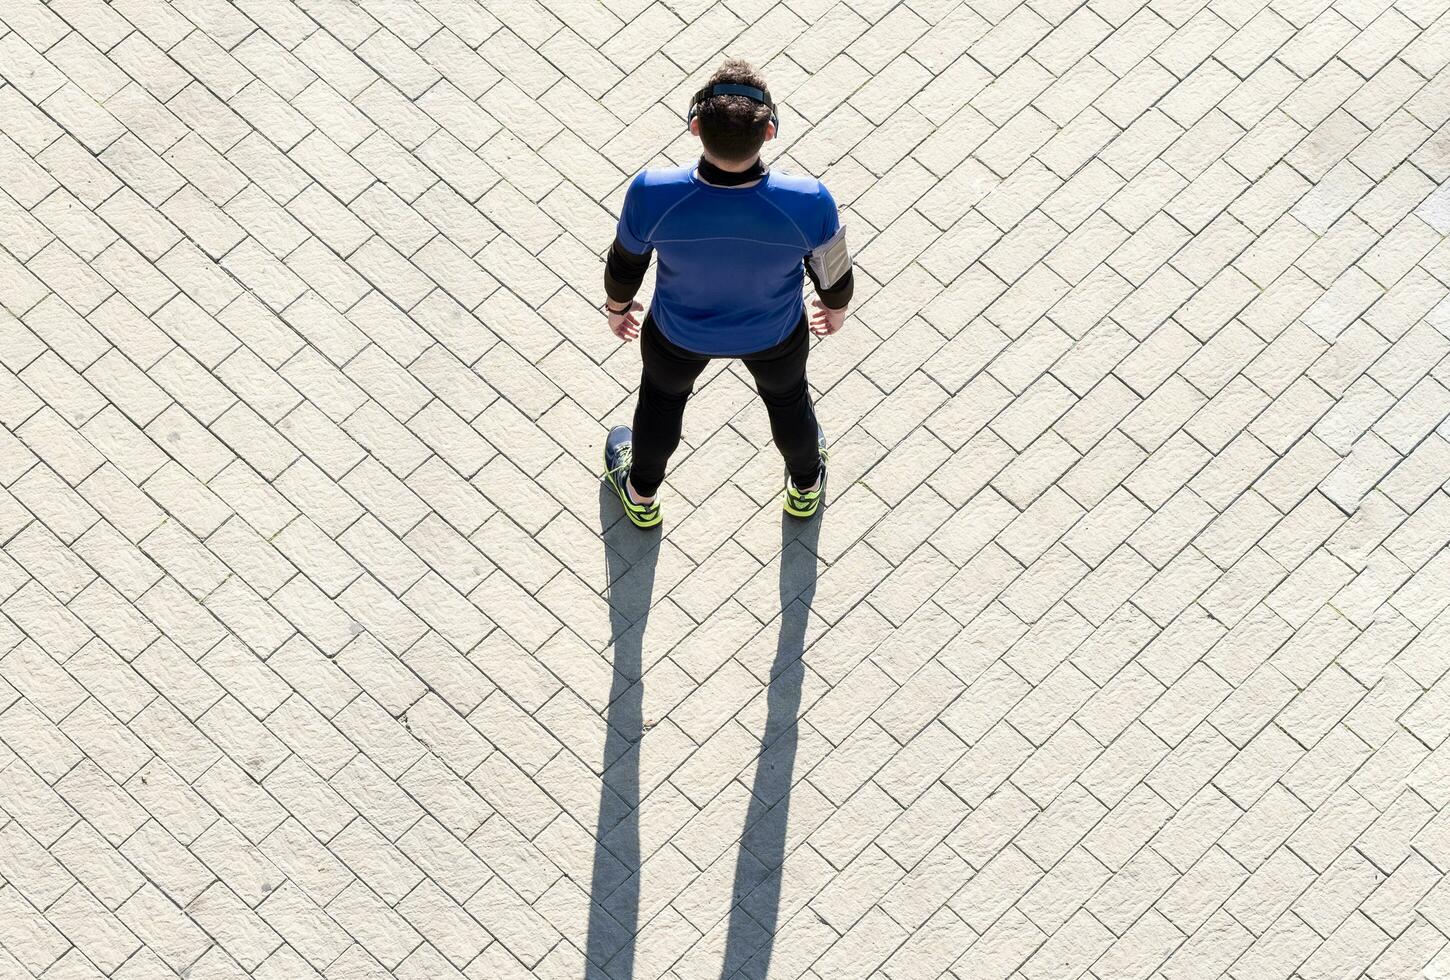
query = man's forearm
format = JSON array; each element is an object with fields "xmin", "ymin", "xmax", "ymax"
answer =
[
  {"xmin": 605, "ymin": 238, "xmax": 651, "ymax": 304},
  {"xmin": 805, "ymin": 261, "xmax": 853, "ymax": 309}
]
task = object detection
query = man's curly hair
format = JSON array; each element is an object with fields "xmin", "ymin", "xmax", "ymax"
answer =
[{"xmin": 694, "ymin": 58, "xmax": 773, "ymax": 164}]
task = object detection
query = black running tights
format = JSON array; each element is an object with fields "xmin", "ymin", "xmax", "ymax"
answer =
[{"xmin": 629, "ymin": 313, "xmax": 821, "ymax": 497}]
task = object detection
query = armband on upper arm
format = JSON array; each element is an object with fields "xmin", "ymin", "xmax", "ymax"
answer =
[{"xmin": 807, "ymin": 224, "xmax": 851, "ymax": 289}]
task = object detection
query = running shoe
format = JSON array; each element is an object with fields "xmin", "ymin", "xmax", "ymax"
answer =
[
  {"xmin": 603, "ymin": 425, "xmax": 661, "ymax": 528},
  {"xmin": 784, "ymin": 423, "xmax": 828, "ymax": 519}
]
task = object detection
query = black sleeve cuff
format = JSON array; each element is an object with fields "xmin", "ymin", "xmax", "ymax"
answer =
[
  {"xmin": 805, "ymin": 261, "xmax": 853, "ymax": 309},
  {"xmin": 605, "ymin": 238, "xmax": 651, "ymax": 303}
]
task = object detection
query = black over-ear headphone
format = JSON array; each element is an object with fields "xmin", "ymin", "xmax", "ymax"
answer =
[{"xmin": 686, "ymin": 83, "xmax": 780, "ymax": 135}]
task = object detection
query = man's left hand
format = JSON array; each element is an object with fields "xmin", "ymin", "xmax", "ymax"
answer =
[
  {"xmin": 607, "ymin": 299, "xmax": 643, "ymax": 341},
  {"xmin": 810, "ymin": 298, "xmax": 846, "ymax": 338}
]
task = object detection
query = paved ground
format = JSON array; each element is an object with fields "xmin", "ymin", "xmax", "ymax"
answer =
[{"xmin": 1, "ymin": 0, "xmax": 1450, "ymax": 978}]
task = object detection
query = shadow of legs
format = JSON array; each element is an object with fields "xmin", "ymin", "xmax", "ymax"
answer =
[
  {"xmin": 719, "ymin": 516, "xmax": 822, "ymax": 979},
  {"xmin": 585, "ymin": 488, "xmax": 661, "ymax": 980}
]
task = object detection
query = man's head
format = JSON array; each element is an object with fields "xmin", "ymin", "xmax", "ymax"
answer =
[{"xmin": 688, "ymin": 59, "xmax": 775, "ymax": 164}]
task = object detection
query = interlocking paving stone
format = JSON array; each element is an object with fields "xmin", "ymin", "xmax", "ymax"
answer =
[{"xmin": 0, "ymin": 0, "xmax": 1449, "ymax": 977}]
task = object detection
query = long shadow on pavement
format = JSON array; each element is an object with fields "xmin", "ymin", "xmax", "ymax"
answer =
[
  {"xmin": 585, "ymin": 489, "xmax": 822, "ymax": 979},
  {"xmin": 585, "ymin": 486, "xmax": 660, "ymax": 980},
  {"xmin": 720, "ymin": 514, "xmax": 822, "ymax": 979}
]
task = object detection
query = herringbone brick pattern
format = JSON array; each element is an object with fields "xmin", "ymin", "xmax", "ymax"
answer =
[{"xmin": 1, "ymin": 0, "xmax": 1449, "ymax": 977}]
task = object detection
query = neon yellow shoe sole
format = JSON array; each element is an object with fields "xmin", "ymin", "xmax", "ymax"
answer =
[
  {"xmin": 784, "ymin": 480, "xmax": 823, "ymax": 518},
  {"xmin": 603, "ymin": 426, "xmax": 661, "ymax": 528},
  {"xmin": 784, "ymin": 426, "xmax": 828, "ymax": 519}
]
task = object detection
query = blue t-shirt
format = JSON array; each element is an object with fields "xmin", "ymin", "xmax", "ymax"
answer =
[{"xmin": 615, "ymin": 165, "xmax": 841, "ymax": 356}]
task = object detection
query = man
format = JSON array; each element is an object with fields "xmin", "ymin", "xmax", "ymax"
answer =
[{"xmin": 600, "ymin": 59, "xmax": 853, "ymax": 529}]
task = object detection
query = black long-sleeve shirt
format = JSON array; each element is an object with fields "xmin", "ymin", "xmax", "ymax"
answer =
[
  {"xmin": 804, "ymin": 257, "xmax": 854, "ymax": 310},
  {"xmin": 604, "ymin": 238, "xmax": 651, "ymax": 304}
]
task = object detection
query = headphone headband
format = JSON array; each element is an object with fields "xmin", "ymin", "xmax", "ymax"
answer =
[
  {"xmin": 686, "ymin": 82, "xmax": 780, "ymax": 134},
  {"xmin": 701, "ymin": 83, "xmax": 769, "ymax": 104}
]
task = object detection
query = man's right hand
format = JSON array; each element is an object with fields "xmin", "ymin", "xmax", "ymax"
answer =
[
  {"xmin": 607, "ymin": 299, "xmax": 643, "ymax": 341},
  {"xmin": 809, "ymin": 298, "xmax": 846, "ymax": 338}
]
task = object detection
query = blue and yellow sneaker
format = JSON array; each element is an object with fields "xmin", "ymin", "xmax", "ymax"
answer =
[
  {"xmin": 603, "ymin": 426, "xmax": 661, "ymax": 529},
  {"xmin": 784, "ymin": 424, "xmax": 828, "ymax": 519}
]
